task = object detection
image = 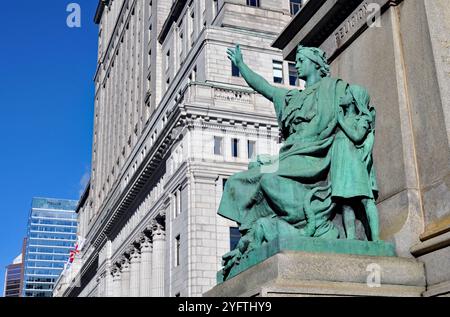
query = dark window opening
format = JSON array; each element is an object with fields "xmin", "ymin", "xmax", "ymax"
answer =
[
  {"xmin": 230, "ymin": 227, "xmax": 241, "ymax": 251},
  {"xmin": 288, "ymin": 63, "xmax": 299, "ymax": 86},
  {"xmin": 247, "ymin": 0, "xmax": 260, "ymax": 7},
  {"xmin": 290, "ymin": 0, "xmax": 303, "ymax": 16},
  {"xmin": 231, "ymin": 138, "xmax": 239, "ymax": 158},
  {"xmin": 231, "ymin": 62, "xmax": 240, "ymax": 77},
  {"xmin": 175, "ymin": 235, "xmax": 181, "ymax": 267}
]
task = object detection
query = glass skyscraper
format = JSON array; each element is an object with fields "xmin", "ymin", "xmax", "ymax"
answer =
[{"xmin": 22, "ymin": 198, "xmax": 78, "ymax": 297}]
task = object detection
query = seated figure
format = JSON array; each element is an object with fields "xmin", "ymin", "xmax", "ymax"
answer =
[{"xmin": 219, "ymin": 44, "xmax": 350, "ymax": 277}]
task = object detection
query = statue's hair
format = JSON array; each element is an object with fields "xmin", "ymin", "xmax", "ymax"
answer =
[{"xmin": 296, "ymin": 45, "xmax": 330, "ymax": 77}]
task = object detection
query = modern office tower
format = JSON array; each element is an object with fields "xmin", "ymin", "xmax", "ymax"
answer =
[
  {"xmin": 22, "ymin": 198, "xmax": 78, "ymax": 297},
  {"xmin": 54, "ymin": 0, "xmax": 300, "ymax": 297},
  {"xmin": 4, "ymin": 254, "xmax": 23, "ymax": 297}
]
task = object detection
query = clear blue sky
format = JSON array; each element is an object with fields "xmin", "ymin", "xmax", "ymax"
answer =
[{"xmin": 0, "ymin": 1, "xmax": 98, "ymax": 295}]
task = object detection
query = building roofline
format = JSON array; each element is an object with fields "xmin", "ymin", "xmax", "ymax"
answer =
[
  {"xmin": 94, "ymin": 0, "xmax": 110, "ymax": 25},
  {"xmin": 76, "ymin": 180, "xmax": 91, "ymax": 214}
]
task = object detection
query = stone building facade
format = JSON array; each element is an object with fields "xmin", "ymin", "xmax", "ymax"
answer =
[{"xmin": 53, "ymin": 0, "xmax": 303, "ymax": 297}]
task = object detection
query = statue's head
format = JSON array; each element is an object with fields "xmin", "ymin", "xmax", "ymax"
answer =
[{"xmin": 295, "ymin": 45, "xmax": 330, "ymax": 80}]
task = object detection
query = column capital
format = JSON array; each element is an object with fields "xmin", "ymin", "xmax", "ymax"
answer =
[
  {"xmin": 129, "ymin": 246, "xmax": 141, "ymax": 261},
  {"xmin": 151, "ymin": 221, "xmax": 166, "ymax": 241},
  {"xmin": 112, "ymin": 266, "xmax": 121, "ymax": 278},
  {"xmin": 120, "ymin": 256, "xmax": 130, "ymax": 270},
  {"xmin": 139, "ymin": 233, "xmax": 153, "ymax": 250}
]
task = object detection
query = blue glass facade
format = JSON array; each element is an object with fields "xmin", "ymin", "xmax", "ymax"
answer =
[{"xmin": 22, "ymin": 198, "xmax": 78, "ymax": 297}]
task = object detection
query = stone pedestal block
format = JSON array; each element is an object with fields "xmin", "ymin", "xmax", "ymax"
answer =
[{"xmin": 204, "ymin": 251, "xmax": 426, "ymax": 297}]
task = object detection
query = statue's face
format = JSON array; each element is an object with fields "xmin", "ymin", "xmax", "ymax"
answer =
[{"xmin": 295, "ymin": 53, "xmax": 317, "ymax": 80}]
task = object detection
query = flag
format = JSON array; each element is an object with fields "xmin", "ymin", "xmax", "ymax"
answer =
[{"xmin": 65, "ymin": 235, "xmax": 86, "ymax": 269}]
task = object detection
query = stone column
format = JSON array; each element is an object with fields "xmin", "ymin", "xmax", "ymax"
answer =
[
  {"xmin": 100, "ymin": 273, "xmax": 107, "ymax": 297},
  {"xmin": 120, "ymin": 256, "xmax": 131, "ymax": 297},
  {"xmin": 104, "ymin": 264, "xmax": 114, "ymax": 297},
  {"xmin": 96, "ymin": 275, "xmax": 103, "ymax": 297},
  {"xmin": 139, "ymin": 232, "xmax": 153, "ymax": 297},
  {"xmin": 129, "ymin": 246, "xmax": 141, "ymax": 297},
  {"xmin": 151, "ymin": 219, "xmax": 166, "ymax": 296},
  {"xmin": 112, "ymin": 265, "xmax": 122, "ymax": 297}
]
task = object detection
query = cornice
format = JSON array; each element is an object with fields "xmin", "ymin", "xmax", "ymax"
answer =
[{"xmin": 272, "ymin": 0, "xmax": 405, "ymax": 61}]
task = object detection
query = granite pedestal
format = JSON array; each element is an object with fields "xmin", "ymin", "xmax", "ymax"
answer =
[{"xmin": 204, "ymin": 250, "xmax": 426, "ymax": 297}]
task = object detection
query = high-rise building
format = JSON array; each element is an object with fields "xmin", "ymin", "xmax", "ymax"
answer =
[
  {"xmin": 54, "ymin": 0, "xmax": 298, "ymax": 297},
  {"xmin": 22, "ymin": 198, "xmax": 78, "ymax": 297},
  {"xmin": 3, "ymin": 252, "xmax": 24, "ymax": 297},
  {"xmin": 3, "ymin": 238, "xmax": 27, "ymax": 297}
]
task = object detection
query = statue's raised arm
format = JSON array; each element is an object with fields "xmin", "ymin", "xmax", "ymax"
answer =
[{"xmin": 227, "ymin": 44, "xmax": 284, "ymax": 102}]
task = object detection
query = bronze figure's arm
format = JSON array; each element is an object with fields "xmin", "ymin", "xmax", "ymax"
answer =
[{"xmin": 227, "ymin": 44, "xmax": 282, "ymax": 102}]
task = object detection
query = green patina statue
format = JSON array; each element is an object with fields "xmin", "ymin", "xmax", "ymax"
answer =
[{"xmin": 217, "ymin": 44, "xmax": 389, "ymax": 281}]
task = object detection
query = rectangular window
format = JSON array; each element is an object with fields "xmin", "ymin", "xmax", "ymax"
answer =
[
  {"xmin": 247, "ymin": 140, "xmax": 256, "ymax": 159},
  {"xmin": 231, "ymin": 138, "xmax": 239, "ymax": 158},
  {"xmin": 165, "ymin": 50, "xmax": 170, "ymax": 71},
  {"xmin": 213, "ymin": 0, "xmax": 219, "ymax": 17},
  {"xmin": 230, "ymin": 227, "xmax": 241, "ymax": 251},
  {"xmin": 192, "ymin": 66, "xmax": 197, "ymax": 81},
  {"xmin": 231, "ymin": 61, "xmax": 240, "ymax": 77},
  {"xmin": 175, "ymin": 235, "xmax": 181, "ymax": 267},
  {"xmin": 179, "ymin": 31, "xmax": 184, "ymax": 64},
  {"xmin": 273, "ymin": 60, "xmax": 284, "ymax": 84},
  {"xmin": 290, "ymin": 0, "xmax": 303, "ymax": 15},
  {"xmin": 190, "ymin": 10, "xmax": 195, "ymax": 47},
  {"xmin": 214, "ymin": 136, "xmax": 223, "ymax": 155},
  {"xmin": 203, "ymin": 9, "xmax": 206, "ymax": 27},
  {"xmin": 246, "ymin": 0, "xmax": 260, "ymax": 7},
  {"xmin": 173, "ymin": 188, "xmax": 181, "ymax": 217},
  {"xmin": 288, "ymin": 63, "xmax": 299, "ymax": 86},
  {"xmin": 180, "ymin": 186, "xmax": 187, "ymax": 215}
]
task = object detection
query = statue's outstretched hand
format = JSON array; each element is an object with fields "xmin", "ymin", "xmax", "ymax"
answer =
[{"xmin": 227, "ymin": 44, "xmax": 244, "ymax": 67}]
